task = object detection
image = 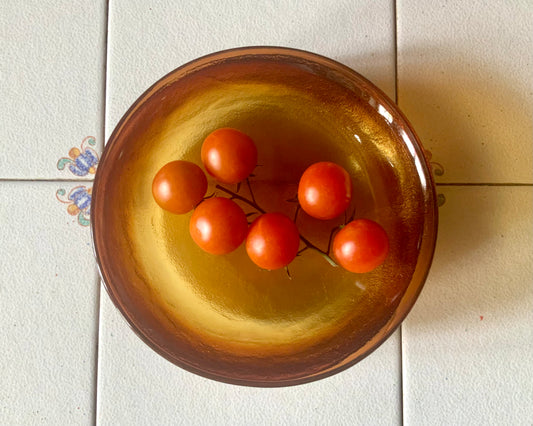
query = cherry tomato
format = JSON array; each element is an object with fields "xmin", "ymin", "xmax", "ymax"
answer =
[
  {"xmin": 332, "ymin": 219, "xmax": 389, "ymax": 273},
  {"xmin": 152, "ymin": 160, "xmax": 207, "ymax": 214},
  {"xmin": 189, "ymin": 197, "xmax": 248, "ymax": 255},
  {"xmin": 246, "ymin": 213, "xmax": 300, "ymax": 270},
  {"xmin": 201, "ymin": 128, "xmax": 258, "ymax": 184},
  {"xmin": 298, "ymin": 161, "xmax": 352, "ymax": 220}
]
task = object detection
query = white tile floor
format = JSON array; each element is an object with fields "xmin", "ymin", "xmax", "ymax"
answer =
[
  {"xmin": 97, "ymin": 294, "xmax": 401, "ymax": 425},
  {"xmin": 0, "ymin": 182, "xmax": 98, "ymax": 423},
  {"xmin": 0, "ymin": 1, "xmax": 107, "ymax": 180},
  {"xmin": 1, "ymin": 1, "xmax": 532, "ymax": 425},
  {"xmin": 397, "ymin": 1, "xmax": 533, "ymax": 184},
  {"xmin": 403, "ymin": 186, "xmax": 533, "ymax": 425}
]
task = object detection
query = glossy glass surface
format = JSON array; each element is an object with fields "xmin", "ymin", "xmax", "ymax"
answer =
[{"xmin": 92, "ymin": 47, "xmax": 438, "ymax": 386}]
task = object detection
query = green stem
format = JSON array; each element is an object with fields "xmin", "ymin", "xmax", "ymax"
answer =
[
  {"xmin": 299, "ymin": 235, "xmax": 338, "ymax": 267},
  {"xmin": 293, "ymin": 204, "xmax": 301, "ymax": 222},
  {"xmin": 216, "ymin": 183, "xmax": 338, "ymax": 267},
  {"xmin": 326, "ymin": 225, "xmax": 342, "ymax": 254},
  {"xmin": 246, "ymin": 177, "xmax": 258, "ymax": 205},
  {"xmin": 215, "ymin": 184, "xmax": 266, "ymax": 214}
]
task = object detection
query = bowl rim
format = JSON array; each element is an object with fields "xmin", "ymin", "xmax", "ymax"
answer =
[{"xmin": 91, "ymin": 45, "xmax": 438, "ymax": 387}]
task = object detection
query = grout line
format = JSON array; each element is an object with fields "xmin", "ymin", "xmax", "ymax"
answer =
[
  {"xmin": 400, "ymin": 325, "xmax": 407, "ymax": 426},
  {"xmin": 436, "ymin": 182, "xmax": 533, "ymax": 187},
  {"xmin": 1, "ymin": 180, "xmax": 528, "ymax": 188},
  {"xmin": 93, "ymin": 1, "xmax": 110, "ymax": 424},
  {"xmin": 393, "ymin": 1, "xmax": 404, "ymax": 425},
  {"xmin": 399, "ymin": 325, "xmax": 404, "ymax": 426},
  {"xmin": 92, "ymin": 273, "xmax": 102, "ymax": 426},
  {"xmin": 393, "ymin": 0, "xmax": 399, "ymax": 107},
  {"xmin": 0, "ymin": 178, "xmax": 96, "ymax": 183}
]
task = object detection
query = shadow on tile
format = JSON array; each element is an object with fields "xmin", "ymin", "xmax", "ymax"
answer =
[
  {"xmin": 338, "ymin": 53, "xmax": 396, "ymax": 99},
  {"xmin": 396, "ymin": 48, "xmax": 532, "ymax": 183},
  {"xmin": 407, "ymin": 185, "xmax": 532, "ymax": 328}
]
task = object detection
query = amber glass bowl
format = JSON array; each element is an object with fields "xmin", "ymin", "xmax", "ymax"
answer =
[{"xmin": 92, "ymin": 47, "xmax": 438, "ymax": 387}]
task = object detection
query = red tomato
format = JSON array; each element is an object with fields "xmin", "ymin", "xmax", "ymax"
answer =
[
  {"xmin": 189, "ymin": 197, "xmax": 248, "ymax": 255},
  {"xmin": 152, "ymin": 161, "xmax": 207, "ymax": 214},
  {"xmin": 246, "ymin": 213, "xmax": 300, "ymax": 270},
  {"xmin": 298, "ymin": 161, "xmax": 352, "ymax": 220},
  {"xmin": 201, "ymin": 128, "xmax": 257, "ymax": 184},
  {"xmin": 332, "ymin": 219, "xmax": 389, "ymax": 273}
]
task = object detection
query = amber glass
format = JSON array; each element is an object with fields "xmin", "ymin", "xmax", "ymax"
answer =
[{"xmin": 92, "ymin": 47, "xmax": 438, "ymax": 386}]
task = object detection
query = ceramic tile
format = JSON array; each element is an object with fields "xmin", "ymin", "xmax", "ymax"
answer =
[
  {"xmin": 0, "ymin": 182, "xmax": 98, "ymax": 424},
  {"xmin": 105, "ymin": 0, "xmax": 396, "ymax": 139},
  {"xmin": 402, "ymin": 186, "xmax": 533, "ymax": 424},
  {"xmin": 98, "ymin": 1, "xmax": 401, "ymax": 422},
  {"xmin": 96, "ymin": 291, "xmax": 401, "ymax": 425},
  {"xmin": 0, "ymin": 0, "xmax": 106, "ymax": 180},
  {"xmin": 397, "ymin": 1, "xmax": 533, "ymax": 184}
]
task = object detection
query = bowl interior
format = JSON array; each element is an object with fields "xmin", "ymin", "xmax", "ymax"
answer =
[{"xmin": 92, "ymin": 47, "xmax": 437, "ymax": 386}]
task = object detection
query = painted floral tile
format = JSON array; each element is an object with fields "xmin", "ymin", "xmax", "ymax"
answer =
[
  {"xmin": 54, "ymin": 136, "xmax": 98, "ymax": 226},
  {"xmin": 0, "ymin": 0, "xmax": 106, "ymax": 179},
  {"xmin": 57, "ymin": 136, "xmax": 99, "ymax": 178}
]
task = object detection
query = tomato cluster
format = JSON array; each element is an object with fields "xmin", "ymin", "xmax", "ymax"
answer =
[{"xmin": 152, "ymin": 128, "xmax": 389, "ymax": 273}]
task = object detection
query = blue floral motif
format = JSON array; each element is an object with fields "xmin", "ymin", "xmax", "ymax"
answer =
[
  {"xmin": 57, "ymin": 136, "xmax": 99, "ymax": 177},
  {"xmin": 68, "ymin": 186, "xmax": 92, "ymax": 215},
  {"xmin": 68, "ymin": 149, "xmax": 99, "ymax": 176},
  {"xmin": 56, "ymin": 136, "xmax": 99, "ymax": 226},
  {"xmin": 56, "ymin": 186, "xmax": 92, "ymax": 226}
]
